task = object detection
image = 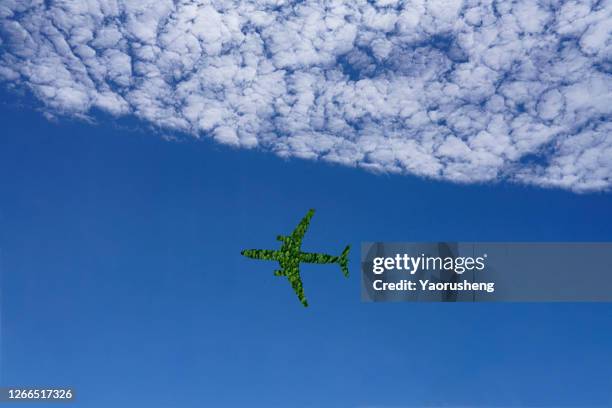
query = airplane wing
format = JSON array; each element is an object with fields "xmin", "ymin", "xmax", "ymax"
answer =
[
  {"xmin": 289, "ymin": 209, "xmax": 315, "ymax": 246},
  {"xmin": 286, "ymin": 266, "xmax": 308, "ymax": 307}
]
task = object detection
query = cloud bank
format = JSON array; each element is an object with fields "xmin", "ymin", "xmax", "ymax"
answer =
[{"xmin": 1, "ymin": 0, "xmax": 611, "ymax": 191}]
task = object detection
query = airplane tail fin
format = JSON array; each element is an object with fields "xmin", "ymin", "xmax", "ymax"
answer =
[{"xmin": 338, "ymin": 245, "xmax": 350, "ymax": 277}]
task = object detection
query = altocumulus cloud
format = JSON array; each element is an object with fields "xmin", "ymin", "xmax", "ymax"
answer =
[{"xmin": 0, "ymin": 0, "xmax": 611, "ymax": 191}]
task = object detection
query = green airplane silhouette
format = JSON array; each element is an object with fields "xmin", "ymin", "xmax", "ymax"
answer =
[{"xmin": 241, "ymin": 209, "xmax": 350, "ymax": 307}]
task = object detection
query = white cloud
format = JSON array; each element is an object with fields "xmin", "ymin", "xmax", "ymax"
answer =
[{"xmin": 1, "ymin": 0, "xmax": 610, "ymax": 192}]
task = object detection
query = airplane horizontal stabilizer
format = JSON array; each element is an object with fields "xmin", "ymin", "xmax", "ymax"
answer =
[{"xmin": 339, "ymin": 245, "xmax": 350, "ymax": 278}]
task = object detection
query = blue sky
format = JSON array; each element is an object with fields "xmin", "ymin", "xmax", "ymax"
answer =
[{"xmin": 1, "ymin": 94, "xmax": 612, "ymax": 407}]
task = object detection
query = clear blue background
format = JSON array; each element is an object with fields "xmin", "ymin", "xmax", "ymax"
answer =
[{"xmin": 1, "ymin": 94, "xmax": 611, "ymax": 407}]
